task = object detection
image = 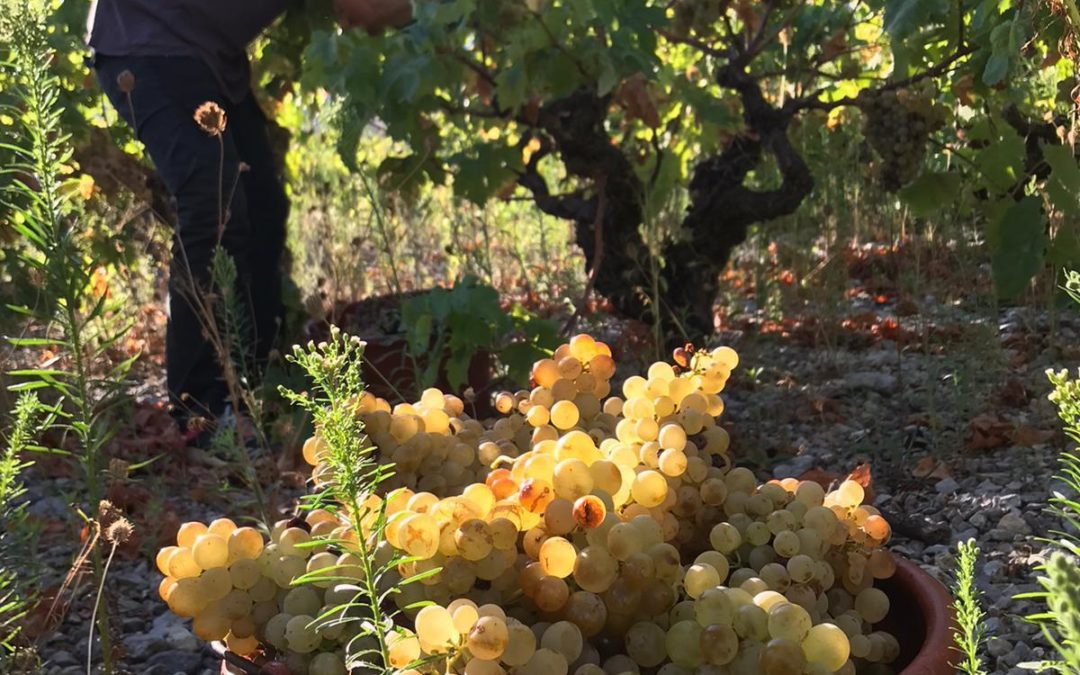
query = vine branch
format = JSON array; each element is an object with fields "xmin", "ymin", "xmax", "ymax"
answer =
[{"xmin": 789, "ymin": 43, "xmax": 975, "ymax": 113}]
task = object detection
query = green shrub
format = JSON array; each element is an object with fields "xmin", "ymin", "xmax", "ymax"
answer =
[
  {"xmin": 1019, "ymin": 269, "xmax": 1080, "ymax": 673},
  {"xmin": 0, "ymin": 393, "xmax": 48, "ymax": 661},
  {"xmin": 401, "ymin": 275, "xmax": 558, "ymax": 392},
  {"xmin": 951, "ymin": 538, "xmax": 987, "ymax": 675}
]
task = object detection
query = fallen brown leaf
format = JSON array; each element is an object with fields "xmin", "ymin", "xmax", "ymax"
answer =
[
  {"xmin": 994, "ymin": 378, "xmax": 1030, "ymax": 408},
  {"xmin": 966, "ymin": 413, "xmax": 1013, "ymax": 451},
  {"xmin": 1011, "ymin": 425, "xmax": 1054, "ymax": 448},
  {"xmin": 912, "ymin": 456, "xmax": 951, "ymax": 480}
]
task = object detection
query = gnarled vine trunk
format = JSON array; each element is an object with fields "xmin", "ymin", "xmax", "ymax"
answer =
[{"xmin": 521, "ymin": 69, "xmax": 813, "ymax": 344}]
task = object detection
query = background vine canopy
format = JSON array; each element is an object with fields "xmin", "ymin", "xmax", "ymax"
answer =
[
  {"xmin": 279, "ymin": 0, "xmax": 1077, "ymax": 338},
  {"xmin": 18, "ymin": 0, "xmax": 1080, "ymax": 339}
]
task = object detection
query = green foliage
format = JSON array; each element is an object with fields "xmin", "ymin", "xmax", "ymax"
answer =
[
  {"xmin": 211, "ymin": 247, "xmax": 255, "ymax": 381},
  {"xmin": 989, "ymin": 197, "xmax": 1048, "ymax": 300},
  {"xmin": 278, "ymin": 328, "xmax": 433, "ymax": 673},
  {"xmin": 0, "ymin": 393, "xmax": 49, "ymax": 657},
  {"xmin": 1017, "ymin": 269, "xmax": 1080, "ymax": 672},
  {"xmin": 401, "ymin": 275, "xmax": 557, "ymax": 390},
  {"xmin": 286, "ymin": 0, "xmax": 1078, "ymax": 319},
  {"xmin": 950, "ymin": 538, "xmax": 987, "ymax": 675},
  {"xmin": 0, "ymin": 4, "xmax": 135, "ymax": 671},
  {"xmin": 1023, "ymin": 552, "xmax": 1080, "ymax": 673},
  {"xmin": 899, "ymin": 112, "xmax": 1080, "ymax": 301},
  {"xmin": 303, "ymin": 0, "xmax": 1006, "ymax": 184},
  {"xmin": 899, "ymin": 172, "xmax": 963, "ymax": 218}
]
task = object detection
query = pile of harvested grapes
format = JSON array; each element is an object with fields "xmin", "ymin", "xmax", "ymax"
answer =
[{"xmin": 154, "ymin": 335, "xmax": 900, "ymax": 675}]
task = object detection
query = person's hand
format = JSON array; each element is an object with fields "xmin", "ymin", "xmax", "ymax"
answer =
[{"xmin": 333, "ymin": 0, "xmax": 413, "ymax": 35}]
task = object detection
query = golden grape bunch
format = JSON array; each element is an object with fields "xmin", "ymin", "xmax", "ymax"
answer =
[{"xmin": 156, "ymin": 335, "xmax": 900, "ymax": 674}]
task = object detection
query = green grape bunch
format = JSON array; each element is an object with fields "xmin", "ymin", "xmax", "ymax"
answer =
[{"xmin": 858, "ymin": 84, "xmax": 948, "ymax": 191}]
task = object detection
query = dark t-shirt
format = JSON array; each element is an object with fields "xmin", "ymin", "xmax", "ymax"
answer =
[{"xmin": 86, "ymin": 0, "xmax": 287, "ymax": 102}]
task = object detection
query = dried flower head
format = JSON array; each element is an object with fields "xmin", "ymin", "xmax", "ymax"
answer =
[
  {"xmin": 106, "ymin": 518, "xmax": 133, "ymax": 545},
  {"xmin": 186, "ymin": 415, "xmax": 210, "ymax": 433},
  {"xmin": 194, "ymin": 101, "xmax": 227, "ymax": 136},
  {"xmin": 116, "ymin": 70, "xmax": 136, "ymax": 94},
  {"xmin": 97, "ymin": 499, "xmax": 121, "ymax": 530}
]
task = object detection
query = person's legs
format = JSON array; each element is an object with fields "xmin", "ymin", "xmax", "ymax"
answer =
[
  {"xmin": 94, "ymin": 54, "xmax": 256, "ymax": 428},
  {"xmin": 226, "ymin": 96, "xmax": 288, "ymax": 368}
]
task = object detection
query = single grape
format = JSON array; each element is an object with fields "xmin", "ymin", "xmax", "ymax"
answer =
[
  {"xmin": 468, "ymin": 615, "xmax": 510, "ymax": 660},
  {"xmin": 387, "ymin": 629, "xmax": 422, "ymax": 668},
  {"xmin": 625, "ymin": 621, "xmax": 667, "ymax": 667},
  {"xmin": 285, "ymin": 614, "xmax": 321, "ymax": 654},
  {"xmin": 541, "ymin": 621, "xmax": 583, "ymax": 662},
  {"xmin": 699, "ymin": 623, "xmax": 738, "ymax": 665},
  {"xmin": 759, "ymin": 637, "xmax": 806, "ymax": 675},
  {"xmin": 416, "ymin": 605, "xmax": 459, "ymax": 654},
  {"xmin": 177, "ymin": 521, "xmax": 208, "ymax": 548},
  {"xmin": 767, "ymin": 602, "xmax": 812, "ymax": 642},
  {"xmin": 694, "ymin": 587, "xmax": 734, "ymax": 626},
  {"xmin": 855, "ymin": 587, "xmax": 890, "ymax": 624},
  {"xmin": 802, "ymin": 623, "xmax": 851, "ymax": 670},
  {"xmin": 309, "ymin": 652, "xmax": 346, "ymax": 675},
  {"xmin": 518, "ymin": 648, "xmax": 569, "ymax": 675},
  {"xmin": 503, "ymin": 618, "xmax": 538, "ymax": 666},
  {"xmin": 683, "ymin": 563, "xmax": 720, "ymax": 599},
  {"xmin": 664, "ymin": 620, "xmax": 703, "ymax": 668}
]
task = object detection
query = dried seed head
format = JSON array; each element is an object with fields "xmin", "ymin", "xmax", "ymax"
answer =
[
  {"xmin": 97, "ymin": 500, "xmax": 122, "ymax": 533},
  {"xmin": 98, "ymin": 499, "xmax": 119, "ymax": 523},
  {"xmin": 106, "ymin": 518, "xmax": 133, "ymax": 544},
  {"xmin": 187, "ymin": 415, "xmax": 210, "ymax": 433},
  {"xmin": 116, "ymin": 70, "xmax": 136, "ymax": 94},
  {"xmin": 109, "ymin": 457, "xmax": 130, "ymax": 479},
  {"xmin": 238, "ymin": 161, "xmax": 251, "ymax": 173},
  {"xmin": 194, "ymin": 101, "xmax": 227, "ymax": 136}
]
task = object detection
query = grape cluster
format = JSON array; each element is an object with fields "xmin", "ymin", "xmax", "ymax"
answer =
[
  {"xmin": 859, "ymin": 84, "xmax": 947, "ymax": 191},
  {"xmin": 158, "ymin": 335, "xmax": 902, "ymax": 674},
  {"xmin": 157, "ymin": 513, "xmax": 364, "ymax": 674}
]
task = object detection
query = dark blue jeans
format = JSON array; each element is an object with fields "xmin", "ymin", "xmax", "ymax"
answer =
[{"xmin": 94, "ymin": 54, "xmax": 288, "ymax": 426}]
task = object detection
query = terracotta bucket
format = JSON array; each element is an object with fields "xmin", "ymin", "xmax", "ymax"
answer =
[{"xmin": 882, "ymin": 557, "xmax": 959, "ymax": 674}]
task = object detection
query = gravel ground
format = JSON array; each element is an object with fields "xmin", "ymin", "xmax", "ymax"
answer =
[
  {"xmin": 28, "ymin": 467, "xmax": 238, "ymax": 675},
  {"xmin": 17, "ymin": 288, "xmax": 1080, "ymax": 674}
]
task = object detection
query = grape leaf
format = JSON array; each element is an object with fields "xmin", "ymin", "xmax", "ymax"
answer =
[
  {"xmin": 495, "ymin": 64, "xmax": 529, "ymax": 112},
  {"xmin": 450, "ymin": 144, "xmax": 522, "ymax": 205},
  {"xmin": 1048, "ymin": 228, "xmax": 1080, "ymax": 269},
  {"xmin": 982, "ymin": 52, "xmax": 1009, "ymax": 85},
  {"xmin": 975, "ymin": 127, "xmax": 1025, "ymax": 193},
  {"xmin": 988, "ymin": 196, "xmax": 1046, "ymax": 299},
  {"xmin": 883, "ymin": 0, "xmax": 938, "ymax": 39},
  {"xmin": 1042, "ymin": 142, "xmax": 1080, "ymax": 216},
  {"xmin": 898, "ymin": 171, "xmax": 963, "ymax": 216}
]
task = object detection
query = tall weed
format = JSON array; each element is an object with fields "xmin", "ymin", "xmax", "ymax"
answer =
[{"xmin": 1, "ymin": 4, "xmax": 135, "ymax": 670}]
